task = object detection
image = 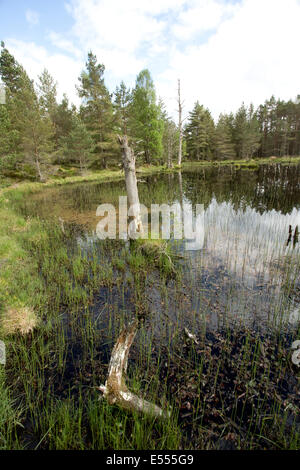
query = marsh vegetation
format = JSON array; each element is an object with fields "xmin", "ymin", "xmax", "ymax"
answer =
[{"xmin": 0, "ymin": 163, "xmax": 299, "ymax": 450}]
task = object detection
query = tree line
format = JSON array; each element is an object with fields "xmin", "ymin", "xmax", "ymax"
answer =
[
  {"xmin": 0, "ymin": 43, "xmax": 299, "ymax": 181},
  {"xmin": 186, "ymin": 98, "xmax": 300, "ymax": 162}
]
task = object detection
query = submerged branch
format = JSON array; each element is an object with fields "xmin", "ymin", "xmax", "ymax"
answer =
[{"xmin": 99, "ymin": 320, "xmax": 170, "ymax": 419}]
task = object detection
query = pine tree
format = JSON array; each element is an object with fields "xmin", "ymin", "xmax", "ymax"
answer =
[
  {"xmin": 18, "ymin": 78, "xmax": 54, "ymax": 181},
  {"xmin": 0, "ymin": 42, "xmax": 25, "ymax": 93},
  {"xmin": 130, "ymin": 69, "xmax": 164, "ymax": 164},
  {"xmin": 0, "ymin": 44, "xmax": 28, "ymax": 167},
  {"xmin": 257, "ymin": 96, "xmax": 300, "ymax": 157},
  {"xmin": 214, "ymin": 114, "xmax": 236, "ymax": 160},
  {"xmin": 61, "ymin": 117, "xmax": 94, "ymax": 173},
  {"xmin": 52, "ymin": 94, "xmax": 76, "ymax": 163},
  {"xmin": 77, "ymin": 52, "xmax": 115, "ymax": 169},
  {"xmin": 291, "ymin": 96, "xmax": 300, "ymax": 156},
  {"xmin": 37, "ymin": 69, "xmax": 57, "ymax": 118},
  {"xmin": 0, "ymin": 103, "xmax": 19, "ymax": 172},
  {"xmin": 3, "ymin": 65, "xmax": 54, "ymax": 181},
  {"xmin": 114, "ymin": 81, "xmax": 132, "ymax": 135},
  {"xmin": 233, "ymin": 103, "xmax": 260, "ymax": 159},
  {"xmin": 0, "ymin": 44, "xmax": 51, "ymax": 176},
  {"xmin": 185, "ymin": 102, "xmax": 215, "ymax": 161}
]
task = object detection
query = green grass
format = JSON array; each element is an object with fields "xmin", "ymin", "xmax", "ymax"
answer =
[
  {"xmin": 0, "ymin": 165, "xmax": 168, "ymax": 195},
  {"xmin": 0, "ymin": 164, "xmax": 299, "ymax": 450},
  {"xmin": 0, "ymin": 198, "xmax": 43, "ymax": 335},
  {"xmin": 131, "ymin": 237, "xmax": 183, "ymax": 277},
  {"xmin": 0, "ymin": 367, "xmax": 23, "ymax": 449},
  {"xmin": 0, "ymin": 184, "xmax": 184, "ymax": 449}
]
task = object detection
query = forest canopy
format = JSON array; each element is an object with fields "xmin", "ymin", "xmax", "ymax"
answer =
[{"xmin": 0, "ymin": 43, "xmax": 299, "ymax": 181}]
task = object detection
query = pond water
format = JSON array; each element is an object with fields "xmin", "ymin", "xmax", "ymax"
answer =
[{"xmin": 20, "ymin": 164, "xmax": 300, "ymax": 334}]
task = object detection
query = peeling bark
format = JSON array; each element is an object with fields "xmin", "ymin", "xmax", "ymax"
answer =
[
  {"xmin": 99, "ymin": 320, "xmax": 170, "ymax": 419},
  {"xmin": 118, "ymin": 135, "xmax": 144, "ymax": 238}
]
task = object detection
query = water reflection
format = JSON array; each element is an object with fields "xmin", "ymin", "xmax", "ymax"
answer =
[
  {"xmin": 203, "ymin": 198, "xmax": 300, "ymax": 286},
  {"xmin": 20, "ymin": 163, "xmax": 300, "ymax": 329}
]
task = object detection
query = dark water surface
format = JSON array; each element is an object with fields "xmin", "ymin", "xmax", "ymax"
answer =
[{"xmin": 20, "ymin": 164, "xmax": 300, "ymax": 334}]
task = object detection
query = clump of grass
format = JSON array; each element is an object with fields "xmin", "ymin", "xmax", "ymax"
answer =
[
  {"xmin": 127, "ymin": 250, "xmax": 148, "ymax": 271},
  {"xmin": 112, "ymin": 257, "xmax": 126, "ymax": 272},
  {"xmin": 131, "ymin": 238, "xmax": 183, "ymax": 277},
  {"xmin": 1, "ymin": 306, "xmax": 38, "ymax": 336}
]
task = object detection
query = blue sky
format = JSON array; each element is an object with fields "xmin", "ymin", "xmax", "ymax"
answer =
[
  {"xmin": 1, "ymin": 0, "xmax": 300, "ymax": 119},
  {"xmin": 0, "ymin": 1, "xmax": 73, "ymax": 46}
]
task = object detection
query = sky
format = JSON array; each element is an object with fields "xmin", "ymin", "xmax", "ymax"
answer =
[{"xmin": 0, "ymin": 0, "xmax": 300, "ymax": 120}]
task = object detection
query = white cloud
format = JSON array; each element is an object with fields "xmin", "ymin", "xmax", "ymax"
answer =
[
  {"xmin": 69, "ymin": 0, "xmax": 163, "ymax": 51},
  {"xmin": 6, "ymin": 0, "xmax": 300, "ymax": 120},
  {"xmin": 47, "ymin": 32, "xmax": 82, "ymax": 59},
  {"xmin": 5, "ymin": 39, "xmax": 82, "ymax": 106},
  {"xmin": 65, "ymin": 0, "xmax": 168, "ymax": 77},
  {"xmin": 157, "ymin": 0, "xmax": 300, "ymax": 119},
  {"xmin": 25, "ymin": 9, "xmax": 40, "ymax": 26},
  {"xmin": 172, "ymin": 0, "xmax": 237, "ymax": 40}
]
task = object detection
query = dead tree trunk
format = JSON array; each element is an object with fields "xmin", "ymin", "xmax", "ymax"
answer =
[
  {"xmin": 99, "ymin": 320, "xmax": 169, "ymax": 418},
  {"xmin": 118, "ymin": 135, "xmax": 143, "ymax": 237},
  {"xmin": 100, "ymin": 138, "xmax": 170, "ymax": 418},
  {"xmin": 167, "ymin": 144, "xmax": 172, "ymax": 169},
  {"xmin": 177, "ymin": 79, "xmax": 183, "ymax": 167},
  {"xmin": 167, "ymin": 128, "xmax": 174, "ymax": 169},
  {"xmin": 35, "ymin": 158, "xmax": 45, "ymax": 182}
]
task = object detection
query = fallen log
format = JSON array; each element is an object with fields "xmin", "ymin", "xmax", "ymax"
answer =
[{"xmin": 99, "ymin": 320, "xmax": 170, "ymax": 419}]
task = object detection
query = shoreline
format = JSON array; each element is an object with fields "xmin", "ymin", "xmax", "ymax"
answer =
[{"xmin": 1, "ymin": 155, "xmax": 300, "ymax": 195}]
